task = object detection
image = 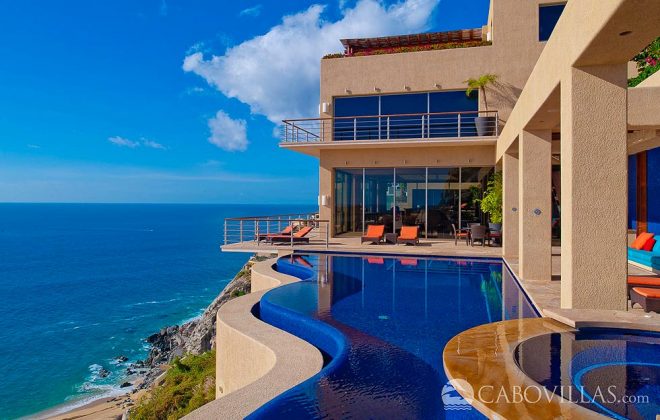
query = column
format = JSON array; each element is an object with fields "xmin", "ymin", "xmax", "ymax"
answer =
[
  {"xmin": 560, "ymin": 64, "xmax": 628, "ymax": 310},
  {"xmin": 519, "ymin": 129, "xmax": 552, "ymax": 281},
  {"xmin": 502, "ymin": 151, "xmax": 519, "ymax": 259}
]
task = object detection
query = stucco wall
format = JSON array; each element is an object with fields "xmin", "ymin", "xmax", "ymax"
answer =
[{"xmin": 320, "ymin": 0, "xmax": 558, "ymax": 125}]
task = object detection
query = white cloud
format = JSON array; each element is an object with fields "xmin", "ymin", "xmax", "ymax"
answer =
[
  {"xmin": 108, "ymin": 136, "xmax": 166, "ymax": 150},
  {"xmin": 142, "ymin": 139, "xmax": 167, "ymax": 150},
  {"xmin": 207, "ymin": 110, "xmax": 249, "ymax": 151},
  {"xmin": 27, "ymin": 144, "xmax": 41, "ymax": 149},
  {"xmin": 239, "ymin": 4, "xmax": 262, "ymax": 17},
  {"xmin": 183, "ymin": 0, "xmax": 439, "ymax": 124},
  {"xmin": 108, "ymin": 136, "xmax": 139, "ymax": 148}
]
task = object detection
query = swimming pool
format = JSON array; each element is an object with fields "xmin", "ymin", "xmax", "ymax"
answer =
[
  {"xmin": 515, "ymin": 329, "xmax": 660, "ymax": 420},
  {"xmin": 249, "ymin": 253, "xmax": 538, "ymax": 418}
]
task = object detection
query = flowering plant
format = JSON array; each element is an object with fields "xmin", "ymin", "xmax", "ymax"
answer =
[{"xmin": 629, "ymin": 37, "xmax": 660, "ymax": 87}]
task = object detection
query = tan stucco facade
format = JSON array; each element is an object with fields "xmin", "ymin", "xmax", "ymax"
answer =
[{"xmin": 281, "ymin": 0, "xmax": 660, "ymax": 312}]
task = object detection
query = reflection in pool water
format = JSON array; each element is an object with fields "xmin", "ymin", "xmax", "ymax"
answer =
[
  {"xmin": 515, "ymin": 330, "xmax": 660, "ymax": 420},
  {"xmin": 249, "ymin": 253, "xmax": 537, "ymax": 419}
]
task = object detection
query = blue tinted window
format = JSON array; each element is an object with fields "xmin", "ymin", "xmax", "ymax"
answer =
[
  {"xmin": 334, "ymin": 96, "xmax": 379, "ymax": 140},
  {"xmin": 429, "ymin": 91, "xmax": 478, "ymax": 137},
  {"xmin": 539, "ymin": 4, "xmax": 565, "ymax": 41},
  {"xmin": 381, "ymin": 94, "xmax": 427, "ymax": 139}
]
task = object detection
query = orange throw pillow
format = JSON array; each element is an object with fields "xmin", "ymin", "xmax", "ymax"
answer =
[
  {"xmin": 642, "ymin": 238, "xmax": 656, "ymax": 251},
  {"xmin": 631, "ymin": 232, "xmax": 654, "ymax": 250}
]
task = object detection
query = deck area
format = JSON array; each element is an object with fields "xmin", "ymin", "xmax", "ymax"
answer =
[{"xmin": 221, "ymin": 236, "xmax": 503, "ymax": 258}]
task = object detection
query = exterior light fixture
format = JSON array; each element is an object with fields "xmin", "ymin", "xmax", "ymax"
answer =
[
  {"xmin": 434, "ymin": 83, "xmax": 441, "ymax": 89},
  {"xmin": 619, "ymin": 30, "xmax": 633, "ymax": 36},
  {"xmin": 321, "ymin": 102, "xmax": 330, "ymax": 113},
  {"xmin": 404, "ymin": 85, "xmax": 410, "ymax": 91},
  {"xmin": 374, "ymin": 86, "xmax": 381, "ymax": 92},
  {"xmin": 345, "ymin": 88, "xmax": 352, "ymax": 94}
]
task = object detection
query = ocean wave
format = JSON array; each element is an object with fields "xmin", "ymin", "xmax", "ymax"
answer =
[{"xmin": 128, "ymin": 298, "xmax": 179, "ymax": 307}]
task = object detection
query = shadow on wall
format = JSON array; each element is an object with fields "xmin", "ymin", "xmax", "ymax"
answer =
[{"xmin": 490, "ymin": 81, "xmax": 523, "ymax": 125}]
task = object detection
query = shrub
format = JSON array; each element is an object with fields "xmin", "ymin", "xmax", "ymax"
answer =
[
  {"xmin": 131, "ymin": 351, "xmax": 216, "ymax": 420},
  {"xmin": 478, "ymin": 171, "xmax": 503, "ymax": 224},
  {"xmin": 629, "ymin": 37, "xmax": 660, "ymax": 87}
]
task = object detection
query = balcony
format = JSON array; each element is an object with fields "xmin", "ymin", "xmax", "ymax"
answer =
[{"xmin": 280, "ymin": 110, "xmax": 499, "ymax": 155}]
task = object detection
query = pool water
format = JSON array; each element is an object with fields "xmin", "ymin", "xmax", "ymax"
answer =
[
  {"xmin": 515, "ymin": 330, "xmax": 660, "ymax": 420},
  {"xmin": 250, "ymin": 253, "xmax": 537, "ymax": 419}
]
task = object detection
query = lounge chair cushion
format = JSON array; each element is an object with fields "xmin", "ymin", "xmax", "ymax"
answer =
[
  {"xmin": 642, "ymin": 238, "xmax": 657, "ymax": 251},
  {"xmin": 631, "ymin": 232, "xmax": 654, "ymax": 250},
  {"xmin": 364, "ymin": 225, "xmax": 385, "ymax": 238},
  {"xmin": 628, "ymin": 276, "xmax": 660, "ymax": 287},
  {"xmin": 399, "ymin": 226, "xmax": 418, "ymax": 240},
  {"xmin": 631, "ymin": 287, "xmax": 660, "ymax": 299}
]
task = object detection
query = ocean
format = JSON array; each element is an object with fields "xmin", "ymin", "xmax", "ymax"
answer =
[{"xmin": 0, "ymin": 203, "xmax": 314, "ymax": 419}]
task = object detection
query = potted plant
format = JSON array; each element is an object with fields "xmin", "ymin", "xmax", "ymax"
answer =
[
  {"xmin": 477, "ymin": 171, "xmax": 502, "ymax": 230},
  {"xmin": 465, "ymin": 74, "xmax": 498, "ymax": 136}
]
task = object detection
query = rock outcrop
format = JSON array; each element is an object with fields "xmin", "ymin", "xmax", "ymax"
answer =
[{"xmin": 137, "ymin": 254, "xmax": 267, "ymax": 388}]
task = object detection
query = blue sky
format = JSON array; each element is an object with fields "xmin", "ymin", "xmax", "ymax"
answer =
[{"xmin": 0, "ymin": 0, "xmax": 489, "ymax": 204}]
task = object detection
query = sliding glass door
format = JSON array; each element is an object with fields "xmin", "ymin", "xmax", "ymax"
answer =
[
  {"xmin": 427, "ymin": 168, "xmax": 460, "ymax": 238},
  {"xmin": 364, "ymin": 168, "xmax": 394, "ymax": 233},
  {"xmin": 334, "ymin": 166, "xmax": 494, "ymax": 237}
]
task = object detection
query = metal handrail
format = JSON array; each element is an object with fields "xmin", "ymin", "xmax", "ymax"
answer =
[
  {"xmin": 281, "ymin": 110, "xmax": 499, "ymax": 143},
  {"xmin": 223, "ymin": 213, "xmax": 329, "ymax": 249}
]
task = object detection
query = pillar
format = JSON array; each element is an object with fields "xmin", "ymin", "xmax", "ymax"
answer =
[
  {"xmin": 560, "ymin": 64, "xmax": 628, "ymax": 310},
  {"xmin": 519, "ymin": 129, "xmax": 552, "ymax": 281},
  {"xmin": 502, "ymin": 151, "xmax": 519, "ymax": 259}
]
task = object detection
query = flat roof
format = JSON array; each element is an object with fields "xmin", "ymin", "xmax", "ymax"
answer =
[{"xmin": 340, "ymin": 28, "xmax": 483, "ymax": 54}]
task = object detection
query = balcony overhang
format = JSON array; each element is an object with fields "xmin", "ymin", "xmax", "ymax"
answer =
[{"xmin": 279, "ymin": 136, "xmax": 498, "ymax": 157}]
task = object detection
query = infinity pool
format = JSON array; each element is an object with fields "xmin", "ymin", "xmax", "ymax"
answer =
[{"xmin": 249, "ymin": 253, "xmax": 537, "ymax": 419}]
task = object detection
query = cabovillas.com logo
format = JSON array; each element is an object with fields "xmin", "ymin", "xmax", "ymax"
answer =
[{"xmin": 442, "ymin": 379, "xmax": 474, "ymax": 411}]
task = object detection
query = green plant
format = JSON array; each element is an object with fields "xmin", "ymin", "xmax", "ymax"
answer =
[
  {"xmin": 629, "ymin": 37, "xmax": 660, "ymax": 87},
  {"xmin": 477, "ymin": 171, "xmax": 503, "ymax": 224},
  {"xmin": 132, "ymin": 351, "xmax": 216, "ymax": 420},
  {"xmin": 464, "ymin": 74, "xmax": 498, "ymax": 111}
]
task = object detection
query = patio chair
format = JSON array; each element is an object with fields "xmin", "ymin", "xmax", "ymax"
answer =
[
  {"xmin": 267, "ymin": 226, "xmax": 313, "ymax": 244},
  {"xmin": 397, "ymin": 226, "xmax": 419, "ymax": 246},
  {"xmin": 627, "ymin": 275, "xmax": 660, "ymax": 296},
  {"xmin": 452, "ymin": 223, "xmax": 470, "ymax": 246},
  {"xmin": 257, "ymin": 225, "xmax": 294, "ymax": 241},
  {"xmin": 470, "ymin": 225, "xmax": 488, "ymax": 247},
  {"xmin": 630, "ymin": 287, "xmax": 660, "ymax": 312},
  {"xmin": 361, "ymin": 225, "xmax": 385, "ymax": 244}
]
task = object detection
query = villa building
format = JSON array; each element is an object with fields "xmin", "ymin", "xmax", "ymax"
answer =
[{"xmin": 207, "ymin": 0, "xmax": 660, "ymax": 418}]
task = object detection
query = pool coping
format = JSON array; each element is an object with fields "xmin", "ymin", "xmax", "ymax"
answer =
[
  {"xmin": 443, "ymin": 318, "xmax": 608, "ymax": 419},
  {"xmin": 184, "ymin": 257, "xmax": 324, "ymax": 420}
]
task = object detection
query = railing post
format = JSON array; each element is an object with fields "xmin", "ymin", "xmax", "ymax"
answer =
[
  {"xmin": 353, "ymin": 118, "xmax": 357, "ymax": 141},
  {"xmin": 458, "ymin": 113, "xmax": 461, "ymax": 138},
  {"xmin": 224, "ymin": 220, "xmax": 227, "ymax": 245},
  {"xmin": 321, "ymin": 119, "xmax": 325, "ymax": 142},
  {"xmin": 495, "ymin": 111, "xmax": 499, "ymax": 136},
  {"xmin": 326, "ymin": 222, "xmax": 329, "ymax": 249},
  {"xmin": 255, "ymin": 221, "xmax": 259, "ymax": 246},
  {"xmin": 239, "ymin": 220, "xmax": 244, "ymax": 243},
  {"xmin": 387, "ymin": 116, "xmax": 390, "ymax": 140},
  {"xmin": 421, "ymin": 115, "xmax": 425, "ymax": 138}
]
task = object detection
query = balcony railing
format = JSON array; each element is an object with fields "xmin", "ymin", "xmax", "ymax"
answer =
[
  {"xmin": 224, "ymin": 213, "xmax": 329, "ymax": 248},
  {"xmin": 281, "ymin": 110, "xmax": 498, "ymax": 143}
]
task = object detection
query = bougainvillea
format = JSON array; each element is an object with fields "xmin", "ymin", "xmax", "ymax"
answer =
[
  {"xmin": 629, "ymin": 37, "xmax": 660, "ymax": 87},
  {"xmin": 323, "ymin": 40, "xmax": 491, "ymax": 59}
]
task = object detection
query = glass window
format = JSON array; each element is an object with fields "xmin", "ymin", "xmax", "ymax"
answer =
[
  {"xmin": 427, "ymin": 168, "xmax": 460, "ymax": 238},
  {"xmin": 539, "ymin": 4, "xmax": 566, "ymax": 41},
  {"xmin": 364, "ymin": 168, "xmax": 395, "ymax": 234},
  {"xmin": 334, "ymin": 96, "xmax": 379, "ymax": 141},
  {"xmin": 395, "ymin": 168, "xmax": 427, "ymax": 235},
  {"xmin": 380, "ymin": 93, "xmax": 427, "ymax": 139},
  {"xmin": 460, "ymin": 167, "xmax": 494, "ymax": 228},
  {"xmin": 429, "ymin": 91, "xmax": 479, "ymax": 138},
  {"xmin": 334, "ymin": 169, "xmax": 364, "ymax": 235}
]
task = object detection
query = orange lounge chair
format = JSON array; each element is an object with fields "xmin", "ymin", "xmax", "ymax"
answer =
[
  {"xmin": 397, "ymin": 226, "xmax": 419, "ymax": 246},
  {"xmin": 257, "ymin": 225, "xmax": 294, "ymax": 241},
  {"xmin": 627, "ymin": 275, "xmax": 660, "ymax": 295},
  {"xmin": 367, "ymin": 257, "xmax": 385, "ymax": 264},
  {"xmin": 292, "ymin": 255, "xmax": 314, "ymax": 268},
  {"xmin": 630, "ymin": 287, "xmax": 660, "ymax": 313},
  {"xmin": 267, "ymin": 226, "xmax": 313, "ymax": 244},
  {"xmin": 400, "ymin": 258, "xmax": 418, "ymax": 266},
  {"xmin": 361, "ymin": 225, "xmax": 385, "ymax": 244}
]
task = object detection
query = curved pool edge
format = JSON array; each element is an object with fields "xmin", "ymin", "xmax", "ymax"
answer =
[
  {"xmin": 184, "ymin": 258, "xmax": 324, "ymax": 420},
  {"xmin": 442, "ymin": 318, "xmax": 608, "ymax": 419}
]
